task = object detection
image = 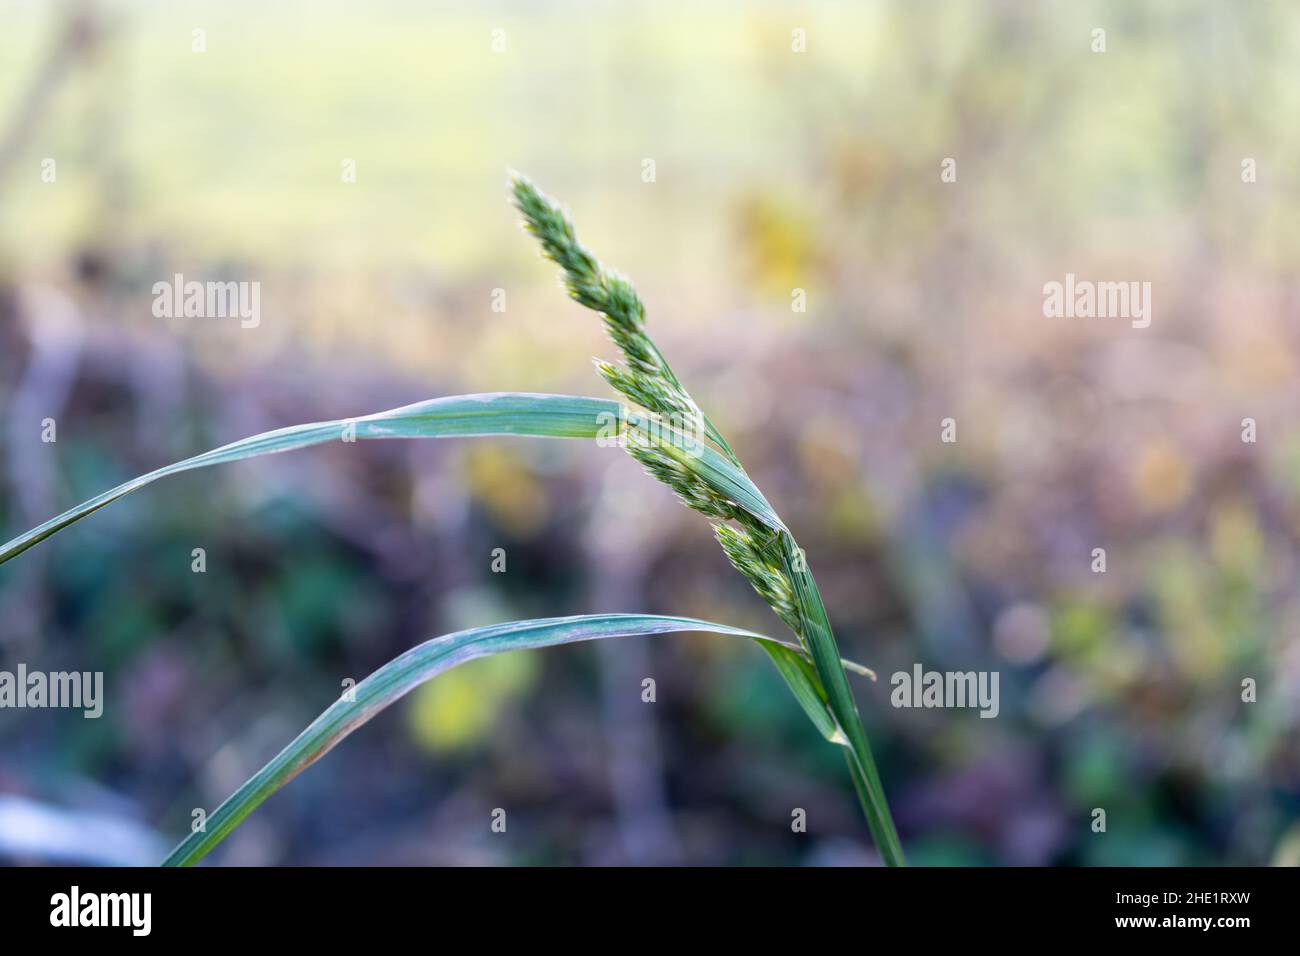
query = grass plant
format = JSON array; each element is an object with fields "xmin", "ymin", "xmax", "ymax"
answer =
[{"xmin": 0, "ymin": 177, "xmax": 904, "ymax": 866}]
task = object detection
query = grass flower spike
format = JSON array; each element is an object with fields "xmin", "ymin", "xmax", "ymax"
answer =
[{"xmin": 512, "ymin": 175, "xmax": 905, "ymax": 865}]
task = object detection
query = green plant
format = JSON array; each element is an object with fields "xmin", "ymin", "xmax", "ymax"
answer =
[{"xmin": 0, "ymin": 176, "xmax": 904, "ymax": 866}]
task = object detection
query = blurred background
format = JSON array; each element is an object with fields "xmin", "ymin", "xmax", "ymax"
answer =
[{"xmin": 1, "ymin": 0, "xmax": 1299, "ymax": 866}]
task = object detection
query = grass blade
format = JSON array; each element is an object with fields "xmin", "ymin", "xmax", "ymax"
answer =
[
  {"xmin": 161, "ymin": 613, "xmax": 846, "ymax": 866},
  {"xmin": 0, "ymin": 392, "xmax": 786, "ymax": 567},
  {"xmin": 0, "ymin": 393, "xmax": 620, "ymax": 565},
  {"xmin": 621, "ymin": 409, "xmax": 783, "ymax": 530}
]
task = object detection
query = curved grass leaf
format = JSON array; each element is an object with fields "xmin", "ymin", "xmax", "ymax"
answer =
[
  {"xmin": 621, "ymin": 409, "xmax": 782, "ymax": 531},
  {"xmin": 0, "ymin": 392, "xmax": 611, "ymax": 565},
  {"xmin": 0, "ymin": 392, "xmax": 781, "ymax": 565},
  {"xmin": 162, "ymin": 613, "xmax": 848, "ymax": 866}
]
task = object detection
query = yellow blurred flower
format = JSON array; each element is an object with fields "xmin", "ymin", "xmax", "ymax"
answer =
[
  {"xmin": 1131, "ymin": 439, "xmax": 1192, "ymax": 514},
  {"xmin": 406, "ymin": 652, "xmax": 537, "ymax": 754},
  {"xmin": 461, "ymin": 446, "xmax": 549, "ymax": 537}
]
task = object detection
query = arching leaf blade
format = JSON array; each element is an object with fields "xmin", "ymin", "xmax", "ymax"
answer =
[
  {"xmin": 162, "ymin": 613, "xmax": 842, "ymax": 867},
  {"xmin": 0, "ymin": 393, "xmax": 622, "ymax": 566}
]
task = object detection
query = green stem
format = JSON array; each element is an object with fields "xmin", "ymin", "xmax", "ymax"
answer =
[
  {"xmin": 779, "ymin": 531, "xmax": 906, "ymax": 866},
  {"xmin": 842, "ymin": 714, "xmax": 907, "ymax": 866}
]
